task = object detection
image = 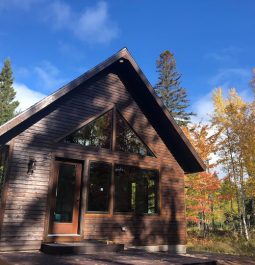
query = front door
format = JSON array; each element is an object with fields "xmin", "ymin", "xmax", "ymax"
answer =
[{"xmin": 49, "ymin": 161, "xmax": 82, "ymax": 235}]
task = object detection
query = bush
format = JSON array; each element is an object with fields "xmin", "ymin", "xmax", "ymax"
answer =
[{"xmin": 187, "ymin": 229, "xmax": 255, "ymax": 256}]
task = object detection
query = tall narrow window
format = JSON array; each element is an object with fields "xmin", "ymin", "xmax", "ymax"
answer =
[
  {"xmin": 64, "ymin": 110, "xmax": 112, "ymax": 149},
  {"xmin": 115, "ymin": 112, "xmax": 154, "ymax": 157},
  {"xmin": 114, "ymin": 164, "xmax": 158, "ymax": 214},
  {"xmin": 87, "ymin": 162, "xmax": 111, "ymax": 212}
]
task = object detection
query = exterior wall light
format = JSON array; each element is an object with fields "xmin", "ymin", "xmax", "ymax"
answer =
[{"xmin": 27, "ymin": 158, "xmax": 36, "ymax": 175}]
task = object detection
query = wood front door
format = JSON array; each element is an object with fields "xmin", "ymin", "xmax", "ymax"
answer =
[{"xmin": 49, "ymin": 161, "xmax": 82, "ymax": 235}]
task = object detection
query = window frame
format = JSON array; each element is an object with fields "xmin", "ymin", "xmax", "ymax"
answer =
[
  {"xmin": 85, "ymin": 159, "xmax": 160, "ymax": 216},
  {"xmin": 113, "ymin": 164, "xmax": 160, "ymax": 216},
  {"xmin": 60, "ymin": 107, "xmax": 156, "ymax": 158},
  {"xmin": 115, "ymin": 110, "xmax": 156, "ymax": 158},
  {"xmin": 86, "ymin": 160, "xmax": 112, "ymax": 214},
  {"xmin": 63, "ymin": 109, "xmax": 114, "ymax": 151}
]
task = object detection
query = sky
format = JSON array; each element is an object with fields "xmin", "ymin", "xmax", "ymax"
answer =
[{"xmin": 0, "ymin": 0, "xmax": 255, "ymax": 121}]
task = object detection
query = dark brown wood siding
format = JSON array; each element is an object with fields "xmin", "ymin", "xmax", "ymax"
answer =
[{"xmin": 0, "ymin": 73, "xmax": 186, "ymax": 251}]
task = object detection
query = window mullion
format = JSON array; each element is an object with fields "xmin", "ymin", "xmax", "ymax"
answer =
[{"xmin": 112, "ymin": 106, "xmax": 117, "ymax": 151}]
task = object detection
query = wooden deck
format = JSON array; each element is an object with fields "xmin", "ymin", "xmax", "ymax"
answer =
[
  {"xmin": 41, "ymin": 240, "xmax": 124, "ymax": 255},
  {"xmin": 0, "ymin": 249, "xmax": 219, "ymax": 265}
]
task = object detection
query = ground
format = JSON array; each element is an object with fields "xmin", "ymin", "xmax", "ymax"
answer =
[{"xmin": 0, "ymin": 250, "xmax": 255, "ymax": 265}]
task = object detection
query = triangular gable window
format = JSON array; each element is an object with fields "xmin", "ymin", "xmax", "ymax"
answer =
[
  {"xmin": 63, "ymin": 109, "xmax": 155, "ymax": 157},
  {"xmin": 64, "ymin": 110, "xmax": 112, "ymax": 149},
  {"xmin": 115, "ymin": 112, "xmax": 154, "ymax": 157}
]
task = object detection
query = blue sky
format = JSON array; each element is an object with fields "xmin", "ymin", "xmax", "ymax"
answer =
[{"xmin": 0, "ymin": 0, "xmax": 255, "ymax": 120}]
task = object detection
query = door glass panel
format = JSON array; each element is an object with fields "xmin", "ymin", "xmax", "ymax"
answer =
[{"xmin": 54, "ymin": 163, "xmax": 76, "ymax": 223}]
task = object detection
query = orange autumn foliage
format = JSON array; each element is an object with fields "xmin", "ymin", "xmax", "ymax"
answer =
[
  {"xmin": 183, "ymin": 123, "xmax": 221, "ymax": 224},
  {"xmin": 185, "ymin": 172, "xmax": 221, "ymax": 224}
]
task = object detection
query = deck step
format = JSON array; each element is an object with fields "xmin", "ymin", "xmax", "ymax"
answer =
[{"xmin": 40, "ymin": 240, "xmax": 124, "ymax": 255}]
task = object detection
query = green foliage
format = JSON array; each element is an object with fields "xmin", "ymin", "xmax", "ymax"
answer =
[
  {"xmin": 154, "ymin": 50, "xmax": 193, "ymax": 126},
  {"xmin": 0, "ymin": 58, "xmax": 19, "ymax": 125}
]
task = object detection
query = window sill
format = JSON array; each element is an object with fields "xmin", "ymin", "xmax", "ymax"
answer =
[{"xmin": 113, "ymin": 212, "xmax": 160, "ymax": 217}]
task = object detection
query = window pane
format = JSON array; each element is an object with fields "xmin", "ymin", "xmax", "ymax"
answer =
[
  {"xmin": 64, "ymin": 110, "xmax": 112, "ymax": 149},
  {"xmin": 87, "ymin": 162, "xmax": 111, "ymax": 212},
  {"xmin": 114, "ymin": 165, "xmax": 134, "ymax": 212},
  {"xmin": 54, "ymin": 163, "xmax": 76, "ymax": 223},
  {"xmin": 114, "ymin": 164, "xmax": 158, "ymax": 214},
  {"xmin": 115, "ymin": 112, "xmax": 154, "ymax": 157}
]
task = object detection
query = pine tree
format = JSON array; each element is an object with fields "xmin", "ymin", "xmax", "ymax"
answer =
[
  {"xmin": 154, "ymin": 50, "xmax": 193, "ymax": 126},
  {"xmin": 0, "ymin": 59, "xmax": 19, "ymax": 125}
]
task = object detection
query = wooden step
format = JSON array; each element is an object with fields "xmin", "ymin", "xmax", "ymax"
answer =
[{"xmin": 40, "ymin": 240, "xmax": 124, "ymax": 255}]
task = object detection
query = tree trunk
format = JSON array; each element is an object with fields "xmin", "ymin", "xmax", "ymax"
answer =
[
  {"xmin": 226, "ymin": 130, "xmax": 244, "ymax": 236},
  {"xmin": 240, "ymin": 162, "xmax": 249, "ymax": 241}
]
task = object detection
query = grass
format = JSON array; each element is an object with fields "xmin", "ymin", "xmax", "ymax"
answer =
[{"xmin": 187, "ymin": 229, "xmax": 255, "ymax": 257}]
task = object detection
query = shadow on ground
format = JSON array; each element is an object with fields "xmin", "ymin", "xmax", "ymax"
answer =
[{"xmin": 0, "ymin": 249, "xmax": 219, "ymax": 265}]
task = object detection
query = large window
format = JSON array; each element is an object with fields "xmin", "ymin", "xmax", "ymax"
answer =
[
  {"xmin": 64, "ymin": 110, "xmax": 113, "ymax": 149},
  {"xmin": 87, "ymin": 161, "xmax": 111, "ymax": 212},
  {"xmin": 114, "ymin": 164, "xmax": 158, "ymax": 214},
  {"xmin": 63, "ymin": 109, "xmax": 155, "ymax": 157}
]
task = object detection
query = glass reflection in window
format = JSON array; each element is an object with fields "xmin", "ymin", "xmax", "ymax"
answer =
[{"xmin": 65, "ymin": 111, "xmax": 112, "ymax": 149}]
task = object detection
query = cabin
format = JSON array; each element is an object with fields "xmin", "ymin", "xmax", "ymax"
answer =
[{"xmin": 0, "ymin": 48, "xmax": 205, "ymax": 253}]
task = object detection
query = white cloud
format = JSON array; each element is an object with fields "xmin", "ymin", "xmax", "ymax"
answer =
[
  {"xmin": 0, "ymin": 0, "xmax": 41, "ymax": 11},
  {"xmin": 74, "ymin": 1, "xmax": 118, "ymax": 43},
  {"xmin": 209, "ymin": 67, "xmax": 250, "ymax": 89},
  {"xmin": 48, "ymin": 1, "xmax": 72, "ymax": 30},
  {"xmin": 14, "ymin": 82, "xmax": 46, "ymax": 111},
  {"xmin": 192, "ymin": 92, "xmax": 214, "ymax": 123},
  {"xmin": 205, "ymin": 46, "xmax": 243, "ymax": 65},
  {"xmin": 192, "ymin": 84, "xmax": 253, "ymax": 124},
  {"xmin": 34, "ymin": 61, "xmax": 66, "ymax": 91},
  {"xmin": 46, "ymin": 1, "xmax": 119, "ymax": 44}
]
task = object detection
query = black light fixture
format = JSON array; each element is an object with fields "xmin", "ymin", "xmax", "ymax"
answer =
[{"xmin": 27, "ymin": 158, "xmax": 36, "ymax": 175}]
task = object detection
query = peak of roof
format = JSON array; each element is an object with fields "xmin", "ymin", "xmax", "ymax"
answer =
[{"xmin": 0, "ymin": 48, "xmax": 206, "ymax": 173}]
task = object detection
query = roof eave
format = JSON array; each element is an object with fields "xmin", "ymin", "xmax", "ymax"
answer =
[{"xmin": 0, "ymin": 47, "xmax": 206, "ymax": 173}]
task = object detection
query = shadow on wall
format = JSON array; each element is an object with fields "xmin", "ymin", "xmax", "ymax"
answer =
[
  {"xmin": 0, "ymin": 68, "xmax": 185, "ymax": 251},
  {"xmin": 92, "ymin": 176, "xmax": 183, "ymax": 247}
]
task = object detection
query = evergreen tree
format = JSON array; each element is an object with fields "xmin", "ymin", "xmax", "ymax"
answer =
[
  {"xmin": 0, "ymin": 59, "xmax": 19, "ymax": 125},
  {"xmin": 154, "ymin": 50, "xmax": 193, "ymax": 126}
]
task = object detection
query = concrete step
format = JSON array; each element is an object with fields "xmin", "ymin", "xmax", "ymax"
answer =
[{"xmin": 41, "ymin": 240, "xmax": 124, "ymax": 255}]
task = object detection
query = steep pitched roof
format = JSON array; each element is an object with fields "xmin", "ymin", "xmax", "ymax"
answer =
[{"xmin": 0, "ymin": 48, "xmax": 206, "ymax": 173}]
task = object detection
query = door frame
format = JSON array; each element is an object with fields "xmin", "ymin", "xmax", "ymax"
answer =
[{"xmin": 44, "ymin": 157, "xmax": 86, "ymax": 243}]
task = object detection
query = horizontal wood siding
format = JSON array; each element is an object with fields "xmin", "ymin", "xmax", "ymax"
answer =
[{"xmin": 0, "ymin": 73, "xmax": 186, "ymax": 251}]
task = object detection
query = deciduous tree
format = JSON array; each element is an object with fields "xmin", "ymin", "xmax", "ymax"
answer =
[
  {"xmin": 212, "ymin": 88, "xmax": 253, "ymax": 240},
  {"xmin": 184, "ymin": 123, "xmax": 221, "ymax": 234}
]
